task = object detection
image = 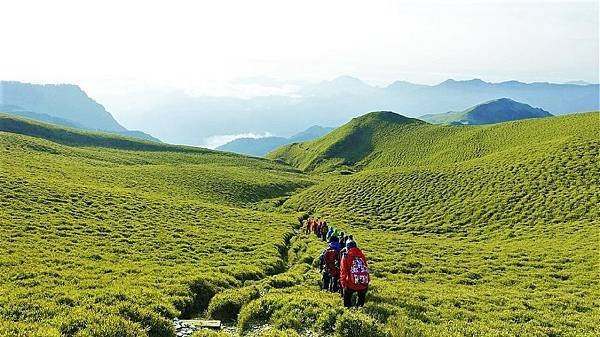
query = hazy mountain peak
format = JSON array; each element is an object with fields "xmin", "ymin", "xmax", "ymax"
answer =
[
  {"xmin": 385, "ymin": 80, "xmax": 426, "ymax": 90},
  {"xmin": 330, "ymin": 75, "xmax": 366, "ymax": 85},
  {"xmin": 421, "ymin": 98, "xmax": 552, "ymax": 125},
  {"xmin": 437, "ymin": 78, "xmax": 488, "ymax": 87},
  {"xmin": 299, "ymin": 75, "xmax": 375, "ymax": 97},
  {"xmin": 0, "ymin": 81, "xmax": 159, "ymax": 141}
]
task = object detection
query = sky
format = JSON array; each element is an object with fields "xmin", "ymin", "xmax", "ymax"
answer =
[{"xmin": 1, "ymin": 0, "xmax": 598, "ymax": 117}]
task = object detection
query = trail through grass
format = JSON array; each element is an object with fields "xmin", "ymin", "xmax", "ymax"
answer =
[{"xmin": 1, "ymin": 112, "xmax": 598, "ymax": 337}]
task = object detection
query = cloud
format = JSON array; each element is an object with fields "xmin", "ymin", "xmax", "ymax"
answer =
[{"xmin": 202, "ymin": 132, "xmax": 275, "ymax": 149}]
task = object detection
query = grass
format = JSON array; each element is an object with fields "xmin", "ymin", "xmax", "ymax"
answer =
[
  {"xmin": 1, "ymin": 112, "xmax": 599, "ymax": 336},
  {"xmin": 265, "ymin": 111, "xmax": 599, "ymax": 336},
  {"xmin": 0, "ymin": 117, "xmax": 313, "ymax": 336},
  {"xmin": 268, "ymin": 111, "xmax": 598, "ymax": 172}
]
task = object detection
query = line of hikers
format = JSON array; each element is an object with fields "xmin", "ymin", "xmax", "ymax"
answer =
[{"xmin": 303, "ymin": 217, "xmax": 370, "ymax": 308}]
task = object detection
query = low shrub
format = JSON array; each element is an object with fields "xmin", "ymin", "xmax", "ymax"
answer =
[
  {"xmin": 237, "ymin": 299, "xmax": 274, "ymax": 333},
  {"xmin": 315, "ymin": 307, "xmax": 344, "ymax": 333},
  {"xmin": 116, "ymin": 303, "xmax": 174, "ymax": 337},
  {"xmin": 207, "ymin": 286, "xmax": 260, "ymax": 321},
  {"xmin": 334, "ymin": 310, "xmax": 389, "ymax": 337},
  {"xmin": 71, "ymin": 314, "xmax": 146, "ymax": 337}
]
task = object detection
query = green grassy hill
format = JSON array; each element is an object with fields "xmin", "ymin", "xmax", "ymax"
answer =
[
  {"xmin": 268, "ymin": 111, "xmax": 598, "ymax": 172},
  {"xmin": 1, "ymin": 112, "xmax": 598, "ymax": 336},
  {"xmin": 419, "ymin": 98, "xmax": 552, "ymax": 125},
  {"xmin": 263, "ymin": 111, "xmax": 599, "ymax": 336},
  {"xmin": 0, "ymin": 116, "xmax": 315, "ymax": 336}
]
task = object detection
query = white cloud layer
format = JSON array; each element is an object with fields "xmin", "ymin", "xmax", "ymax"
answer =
[{"xmin": 202, "ymin": 132, "xmax": 275, "ymax": 149}]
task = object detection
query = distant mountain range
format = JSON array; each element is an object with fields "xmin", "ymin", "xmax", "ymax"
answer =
[
  {"xmin": 2, "ymin": 78, "xmax": 597, "ymax": 147},
  {"xmin": 420, "ymin": 98, "xmax": 552, "ymax": 125},
  {"xmin": 105, "ymin": 76, "xmax": 599, "ymax": 146},
  {"xmin": 0, "ymin": 81, "xmax": 159, "ymax": 142},
  {"xmin": 217, "ymin": 125, "xmax": 334, "ymax": 157}
]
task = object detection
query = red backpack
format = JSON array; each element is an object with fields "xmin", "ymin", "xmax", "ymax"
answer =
[
  {"xmin": 323, "ymin": 248, "xmax": 340, "ymax": 277},
  {"xmin": 346, "ymin": 249, "xmax": 370, "ymax": 289}
]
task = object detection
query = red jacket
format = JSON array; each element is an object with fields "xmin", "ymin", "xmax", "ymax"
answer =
[{"xmin": 340, "ymin": 247, "xmax": 370, "ymax": 290}]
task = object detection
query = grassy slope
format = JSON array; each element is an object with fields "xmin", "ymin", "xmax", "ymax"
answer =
[
  {"xmin": 269, "ymin": 111, "xmax": 597, "ymax": 171},
  {"xmin": 1, "ymin": 112, "xmax": 599, "ymax": 336},
  {"xmin": 0, "ymin": 117, "xmax": 314, "ymax": 336},
  {"xmin": 255, "ymin": 112, "xmax": 600, "ymax": 336},
  {"xmin": 268, "ymin": 111, "xmax": 426, "ymax": 171}
]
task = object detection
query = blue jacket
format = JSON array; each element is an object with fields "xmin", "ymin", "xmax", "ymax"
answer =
[
  {"xmin": 326, "ymin": 228, "xmax": 334, "ymax": 240},
  {"xmin": 328, "ymin": 241, "xmax": 341, "ymax": 252}
]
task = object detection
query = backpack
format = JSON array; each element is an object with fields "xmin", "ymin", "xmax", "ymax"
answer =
[
  {"xmin": 323, "ymin": 248, "xmax": 340, "ymax": 277},
  {"xmin": 349, "ymin": 255, "xmax": 370, "ymax": 288}
]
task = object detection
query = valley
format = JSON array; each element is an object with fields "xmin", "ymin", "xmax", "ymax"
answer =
[{"xmin": 1, "ymin": 111, "xmax": 598, "ymax": 337}]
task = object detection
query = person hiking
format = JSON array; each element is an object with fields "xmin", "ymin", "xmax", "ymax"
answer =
[
  {"xmin": 332, "ymin": 227, "xmax": 341, "ymax": 240},
  {"xmin": 340, "ymin": 235, "xmax": 348, "ymax": 248},
  {"xmin": 305, "ymin": 218, "xmax": 312, "ymax": 235},
  {"xmin": 326, "ymin": 226, "xmax": 335, "ymax": 241},
  {"xmin": 319, "ymin": 236, "xmax": 341, "ymax": 292},
  {"xmin": 315, "ymin": 218, "xmax": 322, "ymax": 237},
  {"xmin": 340, "ymin": 240, "xmax": 370, "ymax": 308},
  {"xmin": 321, "ymin": 222, "xmax": 328, "ymax": 241},
  {"xmin": 341, "ymin": 235, "xmax": 353, "ymax": 253}
]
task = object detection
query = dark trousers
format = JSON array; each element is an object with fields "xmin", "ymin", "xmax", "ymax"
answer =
[
  {"xmin": 323, "ymin": 272, "xmax": 339, "ymax": 292},
  {"xmin": 322, "ymin": 272, "xmax": 331, "ymax": 290},
  {"xmin": 343, "ymin": 287, "xmax": 367, "ymax": 307}
]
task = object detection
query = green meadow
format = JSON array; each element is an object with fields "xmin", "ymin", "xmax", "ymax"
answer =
[{"xmin": 1, "ymin": 112, "xmax": 598, "ymax": 336}]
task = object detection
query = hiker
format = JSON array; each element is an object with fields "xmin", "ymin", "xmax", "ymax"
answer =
[
  {"xmin": 321, "ymin": 222, "xmax": 328, "ymax": 241},
  {"xmin": 340, "ymin": 235, "xmax": 348, "ymax": 248},
  {"xmin": 319, "ymin": 236, "xmax": 341, "ymax": 292},
  {"xmin": 340, "ymin": 240, "xmax": 370, "ymax": 308},
  {"xmin": 326, "ymin": 226, "xmax": 334, "ymax": 241},
  {"xmin": 305, "ymin": 218, "xmax": 312, "ymax": 235},
  {"xmin": 332, "ymin": 227, "xmax": 341, "ymax": 240},
  {"xmin": 315, "ymin": 218, "xmax": 322, "ymax": 237},
  {"xmin": 341, "ymin": 235, "xmax": 356, "ymax": 255}
]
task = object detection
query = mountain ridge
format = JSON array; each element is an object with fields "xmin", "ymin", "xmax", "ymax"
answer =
[
  {"xmin": 420, "ymin": 98, "xmax": 552, "ymax": 125},
  {"xmin": 0, "ymin": 81, "xmax": 159, "ymax": 142},
  {"xmin": 110, "ymin": 77, "xmax": 599, "ymax": 145},
  {"xmin": 217, "ymin": 125, "xmax": 334, "ymax": 157},
  {"xmin": 268, "ymin": 110, "xmax": 599, "ymax": 172}
]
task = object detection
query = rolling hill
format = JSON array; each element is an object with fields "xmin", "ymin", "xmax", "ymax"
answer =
[
  {"xmin": 266, "ymin": 111, "xmax": 599, "ymax": 336},
  {"xmin": 268, "ymin": 110, "xmax": 597, "ymax": 172},
  {"xmin": 217, "ymin": 126, "xmax": 334, "ymax": 157},
  {"xmin": 420, "ymin": 98, "xmax": 552, "ymax": 125},
  {"xmin": 0, "ymin": 81, "xmax": 159, "ymax": 141},
  {"xmin": 0, "ymin": 115, "xmax": 315, "ymax": 336},
  {"xmin": 1, "ymin": 110, "xmax": 598, "ymax": 336},
  {"xmin": 0, "ymin": 113, "xmax": 192, "ymax": 152}
]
